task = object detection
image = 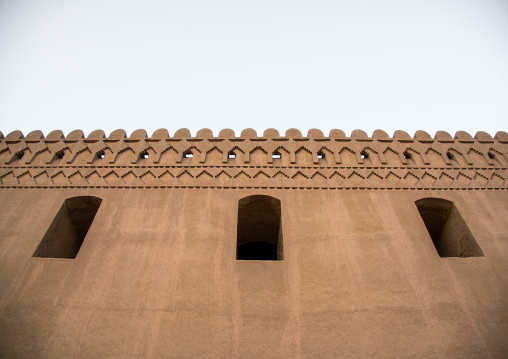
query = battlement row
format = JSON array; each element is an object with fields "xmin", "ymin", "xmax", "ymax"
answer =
[
  {"xmin": 1, "ymin": 128, "xmax": 508, "ymax": 142},
  {"xmin": 1, "ymin": 128, "xmax": 507, "ymax": 170}
]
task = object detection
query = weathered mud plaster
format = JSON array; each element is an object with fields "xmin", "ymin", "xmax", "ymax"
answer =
[{"xmin": 0, "ymin": 128, "xmax": 507, "ymax": 358}]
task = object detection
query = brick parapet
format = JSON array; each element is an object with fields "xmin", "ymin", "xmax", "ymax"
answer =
[{"xmin": 0, "ymin": 128, "xmax": 507, "ymax": 189}]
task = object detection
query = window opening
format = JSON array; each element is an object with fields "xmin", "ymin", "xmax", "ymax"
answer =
[
  {"xmin": 415, "ymin": 198, "xmax": 483, "ymax": 257},
  {"xmin": 360, "ymin": 151, "xmax": 368, "ymax": 159},
  {"xmin": 317, "ymin": 151, "xmax": 325, "ymax": 159},
  {"xmin": 446, "ymin": 152, "xmax": 454, "ymax": 160},
  {"xmin": 403, "ymin": 151, "xmax": 411, "ymax": 159},
  {"xmin": 97, "ymin": 150, "xmax": 105, "ymax": 159},
  {"xmin": 228, "ymin": 152, "xmax": 236, "ymax": 159},
  {"xmin": 184, "ymin": 152, "xmax": 193, "ymax": 158},
  {"xmin": 33, "ymin": 196, "xmax": 102, "ymax": 259},
  {"xmin": 140, "ymin": 151, "xmax": 149, "ymax": 159},
  {"xmin": 56, "ymin": 151, "xmax": 65, "ymax": 159},
  {"xmin": 237, "ymin": 195, "xmax": 283, "ymax": 260},
  {"xmin": 16, "ymin": 151, "xmax": 24, "ymax": 160},
  {"xmin": 272, "ymin": 152, "xmax": 281, "ymax": 159},
  {"xmin": 488, "ymin": 151, "xmax": 495, "ymax": 159}
]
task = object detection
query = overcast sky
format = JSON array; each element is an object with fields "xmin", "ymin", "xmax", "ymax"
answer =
[{"xmin": 0, "ymin": 0, "xmax": 507, "ymax": 138}]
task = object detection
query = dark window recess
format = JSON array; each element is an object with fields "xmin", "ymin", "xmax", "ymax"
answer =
[
  {"xmin": 415, "ymin": 198, "xmax": 483, "ymax": 258},
  {"xmin": 237, "ymin": 195, "xmax": 283, "ymax": 260},
  {"xmin": 33, "ymin": 196, "xmax": 102, "ymax": 259}
]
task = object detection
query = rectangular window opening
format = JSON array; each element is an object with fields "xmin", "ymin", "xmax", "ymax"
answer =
[
  {"xmin": 33, "ymin": 196, "xmax": 102, "ymax": 259},
  {"xmin": 415, "ymin": 198, "xmax": 483, "ymax": 258},
  {"xmin": 237, "ymin": 195, "xmax": 283, "ymax": 261}
]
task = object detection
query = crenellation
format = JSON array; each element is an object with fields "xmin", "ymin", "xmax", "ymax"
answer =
[
  {"xmin": 107, "ymin": 129, "xmax": 127, "ymax": 139},
  {"xmin": 329, "ymin": 129, "xmax": 347, "ymax": 139},
  {"xmin": 218, "ymin": 128, "xmax": 235, "ymax": 138},
  {"xmin": 5, "ymin": 130, "xmax": 24, "ymax": 140},
  {"xmin": 151, "ymin": 128, "xmax": 169, "ymax": 139},
  {"xmin": 263, "ymin": 128, "xmax": 280, "ymax": 138},
  {"xmin": 475, "ymin": 131, "xmax": 494, "ymax": 142},
  {"xmin": 129, "ymin": 129, "xmax": 147, "ymax": 139},
  {"xmin": 240, "ymin": 128, "xmax": 257, "ymax": 138},
  {"xmin": 45, "ymin": 130, "xmax": 65, "ymax": 142},
  {"xmin": 86, "ymin": 129, "xmax": 105, "ymax": 140},
  {"xmin": 454, "ymin": 130, "xmax": 474, "ymax": 142},
  {"xmin": 0, "ymin": 129, "xmax": 506, "ymax": 189},
  {"xmin": 173, "ymin": 128, "xmax": 190, "ymax": 138},
  {"xmin": 65, "ymin": 129, "xmax": 85, "ymax": 141},
  {"xmin": 285, "ymin": 128, "xmax": 302, "ymax": 138},
  {"xmin": 196, "ymin": 128, "xmax": 213, "ymax": 138},
  {"xmin": 372, "ymin": 129, "xmax": 391, "ymax": 141},
  {"xmin": 414, "ymin": 130, "xmax": 433, "ymax": 142},
  {"xmin": 351, "ymin": 129, "xmax": 370, "ymax": 140},
  {"xmin": 434, "ymin": 130, "xmax": 454, "ymax": 142},
  {"xmin": 25, "ymin": 130, "xmax": 44, "ymax": 141},
  {"xmin": 494, "ymin": 130, "xmax": 508, "ymax": 141},
  {"xmin": 393, "ymin": 129, "xmax": 413, "ymax": 142},
  {"xmin": 307, "ymin": 129, "xmax": 324, "ymax": 138}
]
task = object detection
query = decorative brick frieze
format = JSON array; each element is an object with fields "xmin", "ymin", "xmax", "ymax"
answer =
[{"xmin": 1, "ymin": 128, "xmax": 507, "ymax": 189}]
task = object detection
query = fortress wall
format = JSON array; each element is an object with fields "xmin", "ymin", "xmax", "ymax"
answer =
[
  {"xmin": 0, "ymin": 128, "xmax": 507, "ymax": 358},
  {"xmin": 0, "ymin": 128, "xmax": 507, "ymax": 190}
]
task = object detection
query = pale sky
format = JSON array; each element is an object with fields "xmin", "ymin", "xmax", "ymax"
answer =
[{"xmin": 0, "ymin": 0, "xmax": 507, "ymax": 138}]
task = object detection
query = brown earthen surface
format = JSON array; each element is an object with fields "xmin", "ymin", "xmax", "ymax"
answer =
[{"xmin": 0, "ymin": 128, "xmax": 507, "ymax": 358}]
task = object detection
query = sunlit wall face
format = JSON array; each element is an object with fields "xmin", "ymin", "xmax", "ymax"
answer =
[{"xmin": 0, "ymin": 0, "xmax": 507, "ymax": 137}]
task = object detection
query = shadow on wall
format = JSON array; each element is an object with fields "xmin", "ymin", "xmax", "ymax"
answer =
[
  {"xmin": 415, "ymin": 198, "xmax": 483, "ymax": 258},
  {"xmin": 33, "ymin": 196, "xmax": 102, "ymax": 259}
]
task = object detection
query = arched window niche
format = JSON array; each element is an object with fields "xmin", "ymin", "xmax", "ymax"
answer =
[
  {"xmin": 33, "ymin": 196, "xmax": 102, "ymax": 259},
  {"xmin": 415, "ymin": 198, "xmax": 483, "ymax": 258},
  {"xmin": 237, "ymin": 195, "xmax": 283, "ymax": 261}
]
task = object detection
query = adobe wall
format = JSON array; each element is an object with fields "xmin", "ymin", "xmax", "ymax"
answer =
[{"xmin": 0, "ymin": 128, "xmax": 507, "ymax": 358}]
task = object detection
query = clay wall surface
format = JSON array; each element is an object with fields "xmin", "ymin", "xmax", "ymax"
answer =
[{"xmin": 0, "ymin": 128, "xmax": 507, "ymax": 358}]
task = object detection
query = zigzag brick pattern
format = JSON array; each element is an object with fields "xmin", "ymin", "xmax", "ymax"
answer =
[{"xmin": 1, "ymin": 128, "xmax": 507, "ymax": 190}]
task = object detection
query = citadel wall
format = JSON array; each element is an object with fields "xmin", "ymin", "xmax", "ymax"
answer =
[{"xmin": 0, "ymin": 128, "xmax": 507, "ymax": 358}]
